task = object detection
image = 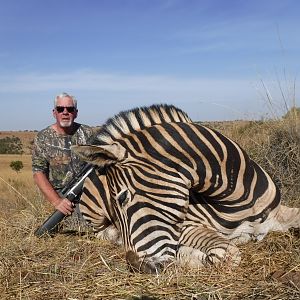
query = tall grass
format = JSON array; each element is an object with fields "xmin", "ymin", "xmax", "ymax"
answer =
[
  {"xmin": 249, "ymin": 75, "xmax": 299, "ymax": 205},
  {"xmin": 0, "ymin": 154, "xmax": 51, "ymax": 231},
  {"xmin": 208, "ymin": 73, "xmax": 300, "ymax": 206}
]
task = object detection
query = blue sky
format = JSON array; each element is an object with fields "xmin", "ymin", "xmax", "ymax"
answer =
[{"xmin": 0, "ymin": 0, "xmax": 299, "ymax": 130}]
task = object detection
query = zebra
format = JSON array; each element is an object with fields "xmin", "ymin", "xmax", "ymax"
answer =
[{"xmin": 72, "ymin": 104, "xmax": 300, "ymax": 273}]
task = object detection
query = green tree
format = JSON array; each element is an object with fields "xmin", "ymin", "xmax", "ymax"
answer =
[{"xmin": 10, "ymin": 160, "xmax": 24, "ymax": 173}]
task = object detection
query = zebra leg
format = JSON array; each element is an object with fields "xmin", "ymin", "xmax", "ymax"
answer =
[
  {"xmin": 251, "ymin": 205, "xmax": 300, "ymax": 240},
  {"xmin": 94, "ymin": 223, "xmax": 122, "ymax": 245},
  {"xmin": 224, "ymin": 205, "xmax": 300, "ymax": 244},
  {"xmin": 273, "ymin": 205, "xmax": 300, "ymax": 230},
  {"xmin": 177, "ymin": 225, "xmax": 241, "ymax": 268}
]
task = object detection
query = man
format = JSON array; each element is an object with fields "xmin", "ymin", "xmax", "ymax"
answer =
[{"xmin": 32, "ymin": 92, "xmax": 93, "ymax": 229}]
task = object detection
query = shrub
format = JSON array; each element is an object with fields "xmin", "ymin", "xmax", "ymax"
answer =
[{"xmin": 10, "ymin": 160, "xmax": 24, "ymax": 173}]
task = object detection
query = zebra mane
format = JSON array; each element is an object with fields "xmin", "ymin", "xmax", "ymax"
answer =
[{"xmin": 93, "ymin": 104, "xmax": 192, "ymax": 145}]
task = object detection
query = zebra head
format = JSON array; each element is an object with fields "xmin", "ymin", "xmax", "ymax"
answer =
[{"xmin": 72, "ymin": 141, "xmax": 190, "ymax": 273}]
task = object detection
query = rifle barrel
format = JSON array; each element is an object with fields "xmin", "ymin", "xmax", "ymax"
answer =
[{"xmin": 34, "ymin": 210, "xmax": 65, "ymax": 237}]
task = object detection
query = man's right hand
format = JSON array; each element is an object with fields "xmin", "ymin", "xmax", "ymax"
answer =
[
  {"xmin": 33, "ymin": 172, "xmax": 75, "ymax": 216},
  {"xmin": 55, "ymin": 198, "xmax": 74, "ymax": 215}
]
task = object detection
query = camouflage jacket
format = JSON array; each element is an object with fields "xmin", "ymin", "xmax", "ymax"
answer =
[{"xmin": 32, "ymin": 123, "xmax": 93, "ymax": 190}]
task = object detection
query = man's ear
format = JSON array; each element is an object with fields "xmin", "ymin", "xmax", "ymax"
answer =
[
  {"xmin": 73, "ymin": 109, "xmax": 78, "ymax": 119},
  {"xmin": 71, "ymin": 143, "xmax": 126, "ymax": 167}
]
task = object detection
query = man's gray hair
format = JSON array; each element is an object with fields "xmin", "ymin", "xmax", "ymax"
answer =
[{"xmin": 54, "ymin": 92, "xmax": 77, "ymax": 108}]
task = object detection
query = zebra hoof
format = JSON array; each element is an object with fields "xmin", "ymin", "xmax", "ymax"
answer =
[
  {"xmin": 206, "ymin": 245, "xmax": 241, "ymax": 267},
  {"xmin": 126, "ymin": 251, "xmax": 164, "ymax": 274}
]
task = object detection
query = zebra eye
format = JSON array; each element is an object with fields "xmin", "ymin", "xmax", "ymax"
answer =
[{"xmin": 117, "ymin": 190, "xmax": 129, "ymax": 206}]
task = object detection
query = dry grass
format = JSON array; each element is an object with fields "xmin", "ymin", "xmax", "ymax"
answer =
[
  {"xmin": 0, "ymin": 155, "xmax": 39, "ymax": 217},
  {"xmin": 1, "ymin": 119, "xmax": 300, "ymax": 300}
]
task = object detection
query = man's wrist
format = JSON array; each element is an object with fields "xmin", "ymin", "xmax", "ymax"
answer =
[{"xmin": 52, "ymin": 197, "xmax": 62, "ymax": 208}]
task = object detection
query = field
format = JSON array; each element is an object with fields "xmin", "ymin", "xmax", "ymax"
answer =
[{"xmin": 0, "ymin": 118, "xmax": 300, "ymax": 300}]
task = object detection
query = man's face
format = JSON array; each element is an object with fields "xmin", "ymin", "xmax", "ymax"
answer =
[{"xmin": 53, "ymin": 96, "xmax": 78, "ymax": 128}]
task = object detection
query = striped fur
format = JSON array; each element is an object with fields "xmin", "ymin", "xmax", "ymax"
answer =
[
  {"xmin": 93, "ymin": 104, "xmax": 192, "ymax": 145},
  {"xmin": 73, "ymin": 104, "xmax": 300, "ymax": 273}
]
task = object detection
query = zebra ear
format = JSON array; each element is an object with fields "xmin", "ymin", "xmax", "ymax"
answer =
[{"xmin": 71, "ymin": 144, "xmax": 126, "ymax": 167}]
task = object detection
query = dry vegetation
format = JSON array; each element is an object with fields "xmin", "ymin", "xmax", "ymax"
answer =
[
  {"xmin": 0, "ymin": 115, "xmax": 300, "ymax": 300},
  {"xmin": 0, "ymin": 131, "xmax": 37, "ymax": 155}
]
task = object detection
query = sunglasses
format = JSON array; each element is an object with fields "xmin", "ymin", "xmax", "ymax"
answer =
[{"xmin": 55, "ymin": 106, "xmax": 77, "ymax": 113}]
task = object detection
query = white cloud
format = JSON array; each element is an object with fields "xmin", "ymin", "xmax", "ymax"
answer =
[
  {"xmin": 1, "ymin": 69, "xmax": 298, "ymax": 128},
  {"xmin": 0, "ymin": 69, "xmax": 252, "ymax": 93}
]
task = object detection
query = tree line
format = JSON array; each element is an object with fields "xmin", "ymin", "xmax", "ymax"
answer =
[{"xmin": 0, "ymin": 136, "xmax": 24, "ymax": 154}]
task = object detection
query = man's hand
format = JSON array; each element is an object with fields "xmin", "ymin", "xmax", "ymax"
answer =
[
  {"xmin": 55, "ymin": 198, "xmax": 74, "ymax": 215},
  {"xmin": 33, "ymin": 172, "xmax": 75, "ymax": 215}
]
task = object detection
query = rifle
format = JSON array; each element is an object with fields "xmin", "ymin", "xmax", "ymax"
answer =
[{"xmin": 34, "ymin": 164, "xmax": 94, "ymax": 237}]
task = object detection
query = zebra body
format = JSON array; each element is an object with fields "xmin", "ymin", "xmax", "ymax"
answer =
[{"xmin": 73, "ymin": 104, "xmax": 300, "ymax": 273}]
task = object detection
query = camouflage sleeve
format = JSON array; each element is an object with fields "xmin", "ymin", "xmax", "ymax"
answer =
[{"xmin": 31, "ymin": 134, "xmax": 49, "ymax": 174}]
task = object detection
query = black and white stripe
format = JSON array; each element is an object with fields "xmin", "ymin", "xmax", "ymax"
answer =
[{"xmin": 73, "ymin": 104, "xmax": 300, "ymax": 273}]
